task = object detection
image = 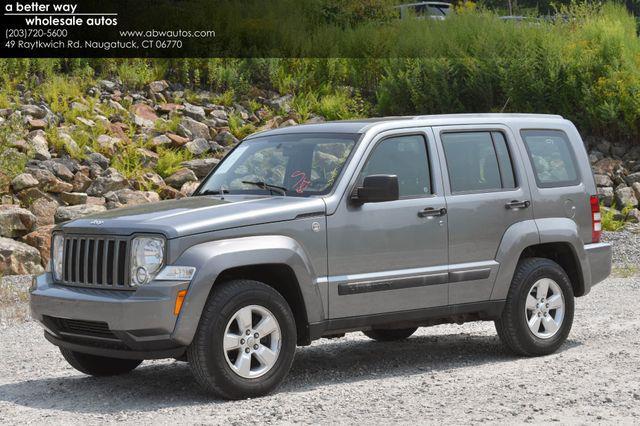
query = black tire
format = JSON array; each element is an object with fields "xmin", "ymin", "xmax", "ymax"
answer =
[
  {"xmin": 363, "ymin": 327, "xmax": 417, "ymax": 342},
  {"xmin": 187, "ymin": 279, "xmax": 297, "ymax": 400},
  {"xmin": 495, "ymin": 257, "xmax": 575, "ymax": 356},
  {"xmin": 60, "ymin": 348, "xmax": 142, "ymax": 376}
]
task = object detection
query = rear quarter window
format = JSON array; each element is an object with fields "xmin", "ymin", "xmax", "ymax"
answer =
[{"xmin": 521, "ymin": 130, "xmax": 580, "ymax": 188}]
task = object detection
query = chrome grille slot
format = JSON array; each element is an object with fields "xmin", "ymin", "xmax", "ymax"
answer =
[{"xmin": 61, "ymin": 235, "xmax": 131, "ymax": 289}]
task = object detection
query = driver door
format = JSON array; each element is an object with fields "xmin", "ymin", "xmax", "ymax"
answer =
[{"xmin": 327, "ymin": 130, "xmax": 449, "ymax": 319}]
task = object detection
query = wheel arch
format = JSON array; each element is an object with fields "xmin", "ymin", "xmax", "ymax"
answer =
[
  {"xmin": 170, "ymin": 235, "xmax": 324, "ymax": 346},
  {"xmin": 491, "ymin": 218, "xmax": 590, "ymax": 300}
]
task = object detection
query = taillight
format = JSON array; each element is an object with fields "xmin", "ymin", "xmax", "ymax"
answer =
[{"xmin": 590, "ymin": 195, "xmax": 601, "ymax": 243}]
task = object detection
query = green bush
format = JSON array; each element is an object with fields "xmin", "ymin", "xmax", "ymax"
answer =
[
  {"xmin": 2, "ymin": 3, "xmax": 640, "ymax": 142},
  {"xmin": 155, "ymin": 147, "xmax": 193, "ymax": 178}
]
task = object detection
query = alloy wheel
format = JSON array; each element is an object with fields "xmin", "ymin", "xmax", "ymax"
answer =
[
  {"xmin": 223, "ymin": 305, "xmax": 282, "ymax": 379},
  {"xmin": 524, "ymin": 278, "xmax": 565, "ymax": 339}
]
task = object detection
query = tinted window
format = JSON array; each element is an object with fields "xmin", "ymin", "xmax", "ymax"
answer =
[
  {"xmin": 197, "ymin": 134, "xmax": 359, "ymax": 196},
  {"xmin": 441, "ymin": 132, "xmax": 516, "ymax": 193},
  {"xmin": 521, "ymin": 130, "xmax": 579, "ymax": 187},
  {"xmin": 359, "ymin": 135, "xmax": 431, "ymax": 197}
]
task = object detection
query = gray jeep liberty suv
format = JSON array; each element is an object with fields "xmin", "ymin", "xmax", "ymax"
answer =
[{"xmin": 31, "ymin": 114, "xmax": 612, "ymax": 399}]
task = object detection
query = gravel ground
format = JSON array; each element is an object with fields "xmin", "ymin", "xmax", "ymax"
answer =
[
  {"xmin": 602, "ymin": 229, "xmax": 640, "ymax": 272},
  {"xmin": 0, "ymin": 276, "xmax": 639, "ymax": 424}
]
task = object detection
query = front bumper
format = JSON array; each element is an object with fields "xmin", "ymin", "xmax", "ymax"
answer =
[
  {"xmin": 584, "ymin": 242, "xmax": 612, "ymax": 291},
  {"xmin": 30, "ymin": 273, "xmax": 189, "ymax": 359}
]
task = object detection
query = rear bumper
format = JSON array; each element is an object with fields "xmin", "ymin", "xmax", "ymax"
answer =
[
  {"xmin": 584, "ymin": 242, "xmax": 612, "ymax": 293},
  {"xmin": 30, "ymin": 273, "xmax": 188, "ymax": 359}
]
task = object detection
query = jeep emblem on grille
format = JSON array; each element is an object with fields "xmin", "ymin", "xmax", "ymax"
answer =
[{"xmin": 90, "ymin": 220, "xmax": 104, "ymax": 225}]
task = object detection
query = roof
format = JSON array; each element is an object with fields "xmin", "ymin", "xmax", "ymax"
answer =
[{"xmin": 246, "ymin": 113, "xmax": 567, "ymax": 139}]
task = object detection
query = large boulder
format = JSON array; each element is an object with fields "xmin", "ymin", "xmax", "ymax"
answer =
[
  {"xmin": 215, "ymin": 130, "xmax": 239, "ymax": 146},
  {"xmin": 20, "ymin": 104, "xmax": 47, "ymax": 119},
  {"xmin": 626, "ymin": 172, "xmax": 640, "ymax": 186},
  {"xmin": 181, "ymin": 158, "xmax": 220, "ymax": 179},
  {"xmin": 185, "ymin": 138, "xmax": 210, "ymax": 155},
  {"xmin": 72, "ymin": 171, "xmax": 92, "ymax": 192},
  {"xmin": 597, "ymin": 187, "xmax": 614, "ymax": 207},
  {"xmin": 11, "ymin": 173, "xmax": 39, "ymax": 192},
  {"xmin": 614, "ymin": 187, "xmax": 638, "ymax": 209},
  {"xmin": 180, "ymin": 181, "xmax": 200, "ymax": 196},
  {"xmin": 22, "ymin": 225, "xmax": 55, "ymax": 267},
  {"xmin": 86, "ymin": 168, "xmax": 128, "ymax": 196},
  {"xmin": 148, "ymin": 80, "xmax": 169, "ymax": 94},
  {"xmin": 632, "ymin": 182, "xmax": 640, "ymax": 202},
  {"xmin": 104, "ymin": 189, "xmax": 160, "ymax": 209},
  {"xmin": 60, "ymin": 192, "xmax": 88, "ymax": 206},
  {"xmin": 0, "ymin": 237, "xmax": 44, "ymax": 275},
  {"xmin": 137, "ymin": 148, "xmax": 159, "ymax": 168},
  {"xmin": 179, "ymin": 116, "xmax": 210, "ymax": 140},
  {"xmin": 54, "ymin": 204, "xmax": 107, "ymax": 224},
  {"xmin": 0, "ymin": 205, "xmax": 37, "ymax": 238},
  {"xmin": 29, "ymin": 198, "xmax": 59, "ymax": 226},
  {"xmin": 37, "ymin": 160, "xmax": 74, "ymax": 182},
  {"xmin": 25, "ymin": 168, "xmax": 73, "ymax": 193},
  {"xmin": 592, "ymin": 158, "xmax": 625, "ymax": 177},
  {"xmin": 593, "ymin": 174, "xmax": 613, "ymax": 188},
  {"xmin": 131, "ymin": 103, "xmax": 159, "ymax": 128},
  {"xmin": 165, "ymin": 168, "xmax": 198, "ymax": 189},
  {"xmin": 26, "ymin": 130, "xmax": 51, "ymax": 160},
  {"xmin": 183, "ymin": 102, "xmax": 206, "ymax": 121}
]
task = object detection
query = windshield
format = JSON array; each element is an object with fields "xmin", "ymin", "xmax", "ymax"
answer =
[{"xmin": 196, "ymin": 133, "xmax": 360, "ymax": 197}]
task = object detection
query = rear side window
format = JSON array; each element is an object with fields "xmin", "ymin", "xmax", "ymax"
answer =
[
  {"xmin": 521, "ymin": 130, "xmax": 579, "ymax": 187},
  {"xmin": 441, "ymin": 131, "xmax": 516, "ymax": 193}
]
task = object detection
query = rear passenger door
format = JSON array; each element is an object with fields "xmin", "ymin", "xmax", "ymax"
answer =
[{"xmin": 434, "ymin": 126, "xmax": 534, "ymax": 304}]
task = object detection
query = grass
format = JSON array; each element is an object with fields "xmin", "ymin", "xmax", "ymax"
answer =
[
  {"xmin": 155, "ymin": 147, "xmax": 193, "ymax": 178},
  {"xmin": 612, "ymin": 264, "xmax": 639, "ymax": 278},
  {"xmin": 37, "ymin": 75, "xmax": 84, "ymax": 115},
  {"xmin": 154, "ymin": 114, "xmax": 182, "ymax": 133},
  {"xmin": 228, "ymin": 113, "xmax": 257, "ymax": 139}
]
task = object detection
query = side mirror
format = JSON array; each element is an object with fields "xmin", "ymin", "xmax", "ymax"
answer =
[{"xmin": 352, "ymin": 174, "xmax": 399, "ymax": 204}]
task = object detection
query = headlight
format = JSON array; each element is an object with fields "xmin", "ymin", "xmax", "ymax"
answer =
[
  {"xmin": 52, "ymin": 234, "xmax": 64, "ymax": 281},
  {"xmin": 130, "ymin": 237, "xmax": 165, "ymax": 286}
]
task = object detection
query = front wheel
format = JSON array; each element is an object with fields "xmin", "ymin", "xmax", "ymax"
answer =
[
  {"xmin": 60, "ymin": 348, "xmax": 142, "ymax": 376},
  {"xmin": 495, "ymin": 257, "xmax": 574, "ymax": 356},
  {"xmin": 187, "ymin": 279, "xmax": 297, "ymax": 400}
]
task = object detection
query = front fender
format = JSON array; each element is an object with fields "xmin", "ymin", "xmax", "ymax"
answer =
[{"xmin": 169, "ymin": 235, "xmax": 324, "ymax": 346}]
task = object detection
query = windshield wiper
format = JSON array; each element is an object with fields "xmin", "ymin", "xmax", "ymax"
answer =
[{"xmin": 242, "ymin": 181, "xmax": 288, "ymax": 196}]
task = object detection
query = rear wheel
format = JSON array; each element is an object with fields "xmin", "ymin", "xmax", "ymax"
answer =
[
  {"xmin": 363, "ymin": 327, "xmax": 417, "ymax": 342},
  {"xmin": 187, "ymin": 279, "xmax": 297, "ymax": 400},
  {"xmin": 495, "ymin": 257, "xmax": 574, "ymax": 356},
  {"xmin": 60, "ymin": 348, "xmax": 142, "ymax": 376}
]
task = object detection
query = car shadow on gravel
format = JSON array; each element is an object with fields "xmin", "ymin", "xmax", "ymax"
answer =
[{"xmin": 0, "ymin": 333, "xmax": 581, "ymax": 413}]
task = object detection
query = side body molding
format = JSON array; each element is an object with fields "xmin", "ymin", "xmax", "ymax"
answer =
[{"xmin": 169, "ymin": 235, "xmax": 324, "ymax": 346}]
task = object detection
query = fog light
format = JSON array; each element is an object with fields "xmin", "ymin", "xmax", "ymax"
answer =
[{"xmin": 135, "ymin": 266, "xmax": 149, "ymax": 285}]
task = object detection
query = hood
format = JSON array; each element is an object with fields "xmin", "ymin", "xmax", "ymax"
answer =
[{"xmin": 59, "ymin": 195, "xmax": 326, "ymax": 238}]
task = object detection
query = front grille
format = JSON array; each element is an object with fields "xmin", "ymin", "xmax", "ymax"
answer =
[
  {"xmin": 44, "ymin": 316, "xmax": 118, "ymax": 340},
  {"xmin": 61, "ymin": 235, "xmax": 130, "ymax": 289}
]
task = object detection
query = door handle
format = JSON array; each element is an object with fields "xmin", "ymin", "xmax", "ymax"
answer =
[
  {"xmin": 505, "ymin": 200, "xmax": 530, "ymax": 210},
  {"xmin": 418, "ymin": 207, "xmax": 447, "ymax": 218}
]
